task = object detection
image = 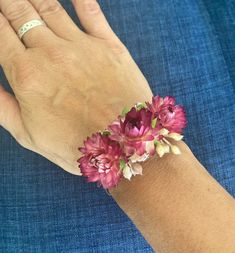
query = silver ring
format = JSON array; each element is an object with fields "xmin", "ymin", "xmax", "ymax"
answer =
[{"xmin": 18, "ymin": 19, "xmax": 45, "ymax": 40}]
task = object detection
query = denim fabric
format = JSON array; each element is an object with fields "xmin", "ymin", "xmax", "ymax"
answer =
[
  {"xmin": 0, "ymin": 0, "xmax": 234, "ymax": 252},
  {"xmin": 203, "ymin": 0, "xmax": 235, "ymax": 90}
]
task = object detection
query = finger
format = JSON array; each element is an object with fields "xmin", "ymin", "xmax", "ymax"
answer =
[
  {"xmin": 0, "ymin": 0, "xmax": 58, "ymax": 48},
  {"xmin": 28, "ymin": 0, "xmax": 84, "ymax": 41},
  {"xmin": 0, "ymin": 13, "xmax": 25, "ymax": 66},
  {"xmin": 72, "ymin": 0, "xmax": 119, "ymax": 40},
  {"xmin": 0, "ymin": 84, "xmax": 28, "ymax": 145}
]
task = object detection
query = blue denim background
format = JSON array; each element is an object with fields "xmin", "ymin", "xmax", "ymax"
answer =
[{"xmin": 0, "ymin": 0, "xmax": 234, "ymax": 252}]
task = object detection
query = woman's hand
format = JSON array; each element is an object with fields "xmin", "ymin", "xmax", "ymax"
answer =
[{"xmin": 0, "ymin": 0, "xmax": 153, "ymax": 175}]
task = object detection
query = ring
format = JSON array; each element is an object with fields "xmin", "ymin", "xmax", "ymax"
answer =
[{"xmin": 17, "ymin": 19, "xmax": 45, "ymax": 40}]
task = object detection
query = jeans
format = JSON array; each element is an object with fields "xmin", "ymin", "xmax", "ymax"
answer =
[{"xmin": 0, "ymin": 1, "xmax": 234, "ymax": 252}]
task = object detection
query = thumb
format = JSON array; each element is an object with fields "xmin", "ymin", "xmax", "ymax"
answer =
[{"xmin": 0, "ymin": 84, "xmax": 27, "ymax": 145}]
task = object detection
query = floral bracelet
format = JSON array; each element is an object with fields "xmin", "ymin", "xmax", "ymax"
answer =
[{"xmin": 77, "ymin": 95, "xmax": 187, "ymax": 191}]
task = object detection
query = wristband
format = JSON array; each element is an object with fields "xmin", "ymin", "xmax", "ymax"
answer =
[{"xmin": 77, "ymin": 95, "xmax": 187, "ymax": 191}]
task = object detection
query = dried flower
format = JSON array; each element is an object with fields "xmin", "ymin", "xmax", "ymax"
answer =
[
  {"xmin": 78, "ymin": 133, "xmax": 125, "ymax": 189},
  {"xmin": 78, "ymin": 95, "xmax": 187, "ymax": 189},
  {"xmin": 108, "ymin": 107, "xmax": 157, "ymax": 156},
  {"xmin": 147, "ymin": 96, "xmax": 187, "ymax": 133}
]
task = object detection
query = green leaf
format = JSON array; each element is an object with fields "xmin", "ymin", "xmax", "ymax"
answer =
[
  {"xmin": 102, "ymin": 130, "xmax": 111, "ymax": 136},
  {"xmin": 121, "ymin": 106, "xmax": 130, "ymax": 117},
  {"xmin": 154, "ymin": 140, "xmax": 160, "ymax": 146},
  {"xmin": 151, "ymin": 118, "xmax": 157, "ymax": 128},
  {"xmin": 119, "ymin": 159, "xmax": 126, "ymax": 170},
  {"xmin": 136, "ymin": 102, "xmax": 147, "ymax": 111}
]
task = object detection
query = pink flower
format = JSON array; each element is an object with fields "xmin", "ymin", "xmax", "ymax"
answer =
[
  {"xmin": 78, "ymin": 133, "xmax": 124, "ymax": 189},
  {"xmin": 146, "ymin": 95, "xmax": 164, "ymax": 114},
  {"xmin": 147, "ymin": 96, "xmax": 187, "ymax": 133},
  {"xmin": 108, "ymin": 107, "xmax": 157, "ymax": 156}
]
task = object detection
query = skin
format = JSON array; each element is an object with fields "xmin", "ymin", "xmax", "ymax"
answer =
[
  {"xmin": 0, "ymin": 1, "xmax": 234, "ymax": 252},
  {"xmin": 110, "ymin": 141, "xmax": 235, "ymax": 253},
  {"xmin": 0, "ymin": 0, "xmax": 153, "ymax": 175}
]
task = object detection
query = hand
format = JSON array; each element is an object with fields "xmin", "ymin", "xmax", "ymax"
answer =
[{"xmin": 0, "ymin": 0, "xmax": 153, "ymax": 175}]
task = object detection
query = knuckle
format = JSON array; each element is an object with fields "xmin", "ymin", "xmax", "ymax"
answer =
[
  {"xmin": 82, "ymin": 0, "xmax": 101, "ymax": 14},
  {"xmin": 4, "ymin": 1, "xmax": 32, "ymax": 21},
  {"xmin": 38, "ymin": 0, "xmax": 63, "ymax": 16}
]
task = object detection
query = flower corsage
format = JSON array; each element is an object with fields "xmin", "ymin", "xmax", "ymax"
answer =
[{"xmin": 77, "ymin": 95, "xmax": 187, "ymax": 190}]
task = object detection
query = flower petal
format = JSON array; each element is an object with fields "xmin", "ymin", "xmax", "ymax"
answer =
[
  {"xmin": 158, "ymin": 128, "xmax": 169, "ymax": 136},
  {"xmin": 163, "ymin": 143, "xmax": 170, "ymax": 153},
  {"xmin": 145, "ymin": 140, "xmax": 155, "ymax": 154},
  {"xmin": 171, "ymin": 145, "xmax": 181, "ymax": 155},
  {"xmin": 123, "ymin": 165, "xmax": 133, "ymax": 180},
  {"xmin": 167, "ymin": 133, "xmax": 183, "ymax": 141},
  {"xmin": 131, "ymin": 163, "xmax": 143, "ymax": 176},
  {"xmin": 156, "ymin": 143, "xmax": 165, "ymax": 157},
  {"xmin": 129, "ymin": 152, "xmax": 150, "ymax": 163}
]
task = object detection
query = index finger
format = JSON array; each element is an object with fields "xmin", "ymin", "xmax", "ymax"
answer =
[{"xmin": 0, "ymin": 12, "xmax": 25, "ymax": 66}]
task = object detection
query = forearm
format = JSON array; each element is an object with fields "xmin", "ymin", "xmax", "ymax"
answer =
[{"xmin": 109, "ymin": 141, "xmax": 235, "ymax": 253}]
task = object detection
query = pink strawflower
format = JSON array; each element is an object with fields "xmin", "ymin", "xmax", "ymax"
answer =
[
  {"xmin": 146, "ymin": 95, "xmax": 187, "ymax": 133},
  {"xmin": 78, "ymin": 133, "xmax": 124, "ymax": 189},
  {"xmin": 108, "ymin": 107, "xmax": 157, "ymax": 156}
]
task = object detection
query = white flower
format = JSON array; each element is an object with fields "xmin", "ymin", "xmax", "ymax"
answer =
[
  {"xmin": 131, "ymin": 163, "xmax": 143, "ymax": 176},
  {"xmin": 171, "ymin": 145, "xmax": 181, "ymax": 155},
  {"xmin": 162, "ymin": 143, "xmax": 170, "ymax": 153},
  {"xmin": 123, "ymin": 165, "xmax": 133, "ymax": 180},
  {"xmin": 129, "ymin": 152, "xmax": 150, "ymax": 163},
  {"xmin": 156, "ymin": 141, "xmax": 170, "ymax": 157},
  {"xmin": 158, "ymin": 128, "xmax": 169, "ymax": 136},
  {"xmin": 122, "ymin": 163, "xmax": 143, "ymax": 180},
  {"xmin": 167, "ymin": 133, "xmax": 183, "ymax": 141},
  {"xmin": 145, "ymin": 140, "xmax": 155, "ymax": 154},
  {"xmin": 156, "ymin": 143, "xmax": 165, "ymax": 157}
]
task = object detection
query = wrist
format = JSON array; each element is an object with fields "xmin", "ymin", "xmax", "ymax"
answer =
[
  {"xmin": 109, "ymin": 140, "xmax": 194, "ymax": 208},
  {"xmin": 109, "ymin": 142, "xmax": 235, "ymax": 252}
]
